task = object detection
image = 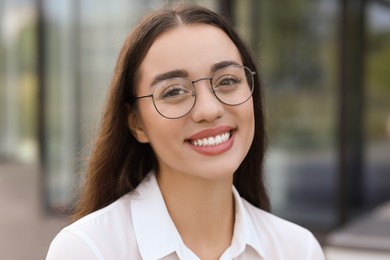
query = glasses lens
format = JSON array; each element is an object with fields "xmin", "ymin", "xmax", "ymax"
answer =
[
  {"xmin": 212, "ymin": 65, "xmax": 254, "ymax": 106},
  {"xmin": 152, "ymin": 78, "xmax": 195, "ymax": 119}
]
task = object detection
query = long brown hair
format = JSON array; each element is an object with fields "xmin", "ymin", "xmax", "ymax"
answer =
[{"xmin": 72, "ymin": 4, "xmax": 270, "ymax": 221}]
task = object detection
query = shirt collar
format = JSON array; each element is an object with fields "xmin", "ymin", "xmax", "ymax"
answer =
[
  {"xmin": 130, "ymin": 173, "xmax": 178, "ymax": 259},
  {"xmin": 230, "ymin": 187, "xmax": 266, "ymax": 258}
]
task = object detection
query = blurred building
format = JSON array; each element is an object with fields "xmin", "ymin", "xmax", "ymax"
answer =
[{"xmin": 0, "ymin": 0, "xmax": 389, "ymax": 259}]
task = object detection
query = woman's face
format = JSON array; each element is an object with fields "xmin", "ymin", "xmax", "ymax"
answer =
[{"xmin": 129, "ymin": 24, "xmax": 254, "ymax": 181}]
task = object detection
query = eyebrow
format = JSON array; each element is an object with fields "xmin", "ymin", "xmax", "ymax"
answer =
[
  {"xmin": 151, "ymin": 69, "xmax": 188, "ymax": 87},
  {"xmin": 210, "ymin": 60, "xmax": 241, "ymax": 73}
]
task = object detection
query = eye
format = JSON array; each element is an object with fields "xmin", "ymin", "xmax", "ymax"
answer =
[
  {"xmin": 154, "ymin": 79, "xmax": 193, "ymax": 103},
  {"xmin": 160, "ymin": 86, "xmax": 187, "ymax": 99},
  {"xmin": 218, "ymin": 75, "xmax": 241, "ymax": 86},
  {"xmin": 214, "ymin": 75, "xmax": 242, "ymax": 91}
]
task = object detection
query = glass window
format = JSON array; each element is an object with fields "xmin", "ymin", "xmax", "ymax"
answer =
[
  {"xmin": 0, "ymin": 0, "xmax": 37, "ymax": 163},
  {"xmin": 43, "ymin": 0, "xmax": 80, "ymax": 209},
  {"xmin": 245, "ymin": 0, "xmax": 339, "ymax": 229},
  {"xmin": 364, "ymin": 1, "xmax": 390, "ymax": 208}
]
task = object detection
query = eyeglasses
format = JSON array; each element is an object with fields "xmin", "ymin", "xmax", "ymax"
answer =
[{"xmin": 134, "ymin": 65, "xmax": 255, "ymax": 119}]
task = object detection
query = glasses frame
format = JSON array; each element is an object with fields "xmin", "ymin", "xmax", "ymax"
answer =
[{"xmin": 134, "ymin": 65, "xmax": 256, "ymax": 119}]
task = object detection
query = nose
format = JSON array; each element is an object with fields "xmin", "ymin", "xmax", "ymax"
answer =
[{"xmin": 190, "ymin": 79, "xmax": 224, "ymax": 122}]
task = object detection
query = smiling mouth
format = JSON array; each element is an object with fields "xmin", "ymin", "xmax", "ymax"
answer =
[{"xmin": 189, "ymin": 131, "xmax": 232, "ymax": 147}]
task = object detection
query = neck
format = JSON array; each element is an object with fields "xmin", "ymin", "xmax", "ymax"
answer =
[{"xmin": 157, "ymin": 171, "xmax": 235, "ymax": 259}]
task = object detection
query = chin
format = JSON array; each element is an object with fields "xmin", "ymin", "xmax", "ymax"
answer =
[{"xmin": 192, "ymin": 164, "xmax": 240, "ymax": 181}]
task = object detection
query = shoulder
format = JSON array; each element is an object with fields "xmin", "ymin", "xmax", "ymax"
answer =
[
  {"xmin": 46, "ymin": 193, "xmax": 141, "ymax": 260},
  {"xmin": 46, "ymin": 229, "xmax": 100, "ymax": 260},
  {"xmin": 67, "ymin": 193, "xmax": 134, "ymax": 232},
  {"xmin": 243, "ymin": 198, "xmax": 308, "ymax": 236},
  {"xmin": 241, "ymin": 199, "xmax": 324, "ymax": 259}
]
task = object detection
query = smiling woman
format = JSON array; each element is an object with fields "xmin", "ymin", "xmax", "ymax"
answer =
[{"xmin": 46, "ymin": 3, "xmax": 324, "ymax": 260}]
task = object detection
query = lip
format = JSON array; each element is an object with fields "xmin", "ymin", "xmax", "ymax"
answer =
[{"xmin": 185, "ymin": 126, "xmax": 236, "ymax": 156}]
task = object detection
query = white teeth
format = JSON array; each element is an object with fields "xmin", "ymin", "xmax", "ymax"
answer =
[
  {"xmin": 208, "ymin": 137, "xmax": 215, "ymax": 146},
  {"xmin": 191, "ymin": 132, "xmax": 231, "ymax": 147}
]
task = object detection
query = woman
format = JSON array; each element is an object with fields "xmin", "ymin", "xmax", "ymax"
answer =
[{"xmin": 47, "ymin": 4, "xmax": 324, "ymax": 260}]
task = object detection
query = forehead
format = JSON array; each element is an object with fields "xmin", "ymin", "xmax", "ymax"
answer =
[{"xmin": 138, "ymin": 24, "xmax": 242, "ymax": 82}]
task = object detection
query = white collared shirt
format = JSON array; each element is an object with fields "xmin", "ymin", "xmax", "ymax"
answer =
[{"xmin": 46, "ymin": 173, "xmax": 324, "ymax": 260}]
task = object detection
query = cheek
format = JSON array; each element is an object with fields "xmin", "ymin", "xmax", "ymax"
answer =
[
  {"xmin": 137, "ymin": 100, "xmax": 160, "ymax": 126},
  {"xmin": 140, "ymin": 107, "xmax": 183, "ymax": 147}
]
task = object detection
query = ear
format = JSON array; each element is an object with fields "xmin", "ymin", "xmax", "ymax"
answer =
[{"xmin": 126, "ymin": 104, "xmax": 149, "ymax": 143}]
